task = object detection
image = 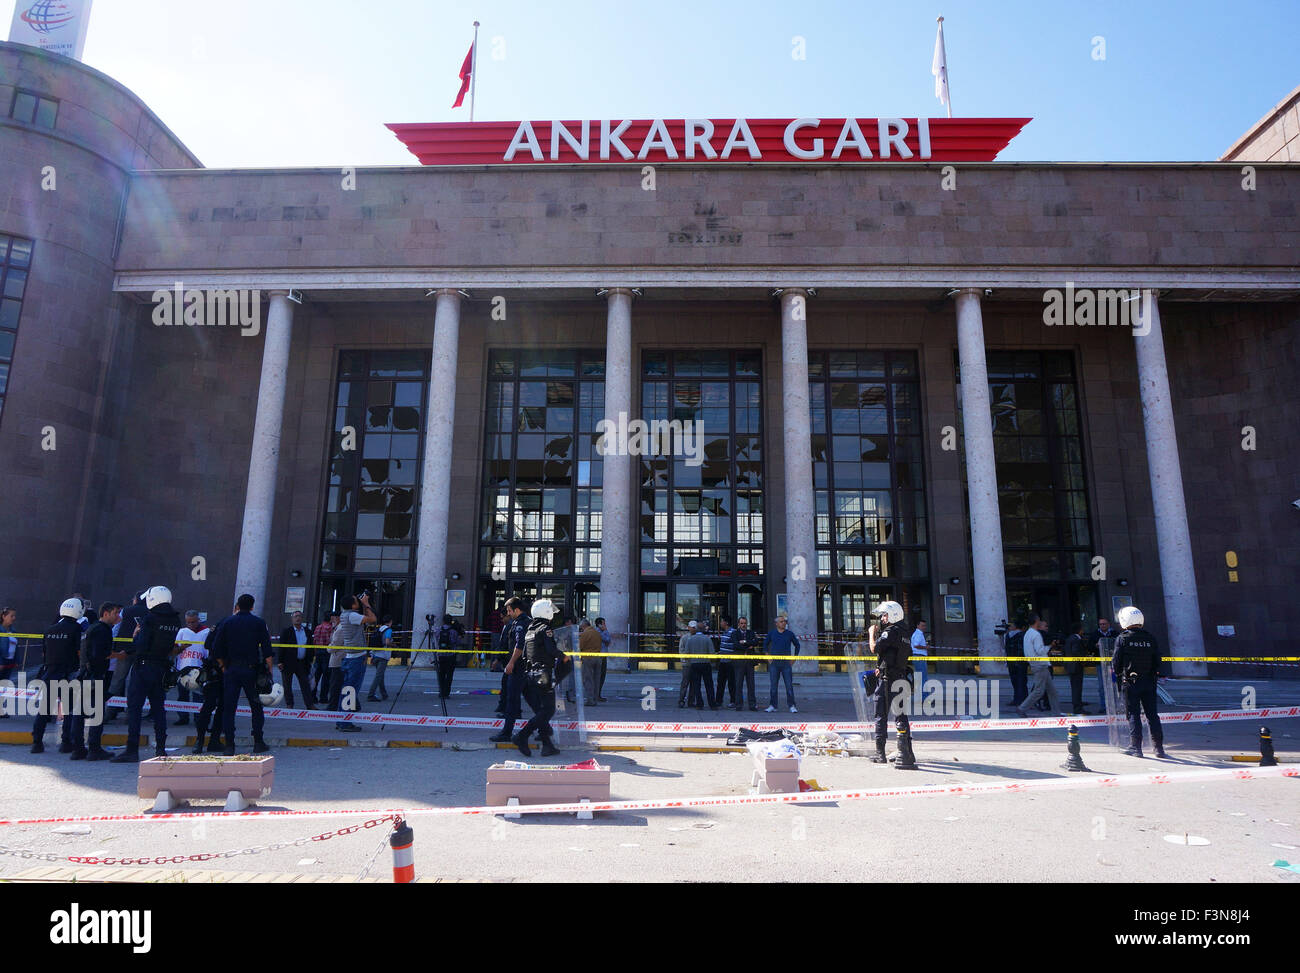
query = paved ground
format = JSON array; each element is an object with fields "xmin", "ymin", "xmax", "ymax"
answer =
[{"xmin": 0, "ymin": 669, "xmax": 1296, "ymax": 883}]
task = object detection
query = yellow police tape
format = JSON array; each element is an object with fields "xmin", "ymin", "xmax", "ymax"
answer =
[{"xmin": 5, "ymin": 632, "xmax": 1298, "ymax": 664}]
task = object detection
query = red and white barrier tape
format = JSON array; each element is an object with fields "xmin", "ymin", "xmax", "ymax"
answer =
[
  {"xmin": 0, "ymin": 764, "xmax": 1293, "ymax": 828},
  {"xmin": 3, "ymin": 687, "xmax": 1297, "ymax": 736}
]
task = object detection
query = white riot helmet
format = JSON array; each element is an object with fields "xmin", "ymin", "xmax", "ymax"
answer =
[
  {"xmin": 531, "ymin": 598, "xmax": 557, "ymax": 621},
  {"xmin": 145, "ymin": 585, "xmax": 173, "ymax": 610},
  {"xmin": 178, "ymin": 667, "xmax": 205, "ymax": 693},
  {"xmin": 873, "ymin": 601, "xmax": 905, "ymax": 625},
  {"xmin": 1116, "ymin": 606, "xmax": 1145, "ymax": 630},
  {"xmin": 59, "ymin": 597, "xmax": 84, "ymax": 620},
  {"xmin": 259, "ymin": 681, "xmax": 284, "ymax": 707}
]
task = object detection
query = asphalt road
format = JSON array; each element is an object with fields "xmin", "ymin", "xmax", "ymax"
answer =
[{"xmin": 0, "ymin": 672, "xmax": 1296, "ymax": 883}]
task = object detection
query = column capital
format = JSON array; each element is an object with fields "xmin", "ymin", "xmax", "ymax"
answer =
[
  {"xmin": 426, "ymin": 287, "xmax": 470, "ymax": 300},
  {"xmin": 596, "ymin": 287, "xmax": 642, "ymax": 299},
  {"xmin": 772, "ymin": 287, "xmax": 816, "ymax": 299},
  {"xmin": 947, "ymin": 287, "xmax": 989, "ymax": 300},
  {"xmin": 265, "ymin": 288, "xmax": 303, "ymax": 304}
]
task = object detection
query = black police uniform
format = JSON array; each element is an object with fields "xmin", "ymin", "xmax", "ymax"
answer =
[
  {"xmin": 516, "ymin": 617, "xmax": 563, "ymax": 752},
  {"xmin": 193, "ymin": 626, "xmax": 227, "ymax": 752},
  {"xmin": 106, "ymin": 598, "xmax": 149, "ymax": 718},
  {"xmin": 871, "ymin": 620, "xmax": 918, "ymax": 767},
  {"xmin": 31, "ymin": 615, "xmax": 82, "ymax": 752},
  {"xmin": 69, "ymin": 618, "xmax": 115, "ymax": 758},
  {"xmin": 111, "ymin": 602, "xmax": 182, "ymax": 760},
  {"xmin": 490, "ymin": 616, "xmax": 526, "ymax": 740},
  {"xmin": 1112, "ymin": 626, "xmax": 1165, "ymax": 756},
  {"xmin": 211, "ymin": 609, "xmax": 274, "ymax": 748}
]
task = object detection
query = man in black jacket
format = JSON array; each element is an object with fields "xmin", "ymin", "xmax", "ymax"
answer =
[
  {"xmin": 104, "ymin": 587, "xmax": 149, "ymax": 722},
  {"xmin": 869, "ymin": 600, "xmax": 918, "ymax": 770},
  {"xmin": 211, "ymin": 593, "xmax": 275, "ymax": 756},
  {"xmin": 511, "ymin": 598, "xmax": 568, "ymax": 758},
  {"xmin": 31, "ymin": 598, "xmax": 86, "ymax": 754},
  {"xmin": 111, "ymin": 586, "xmax": 183, "ymax": 762},
  {"xmin": 1112, "ymin": 606, "xmax": 1166, "ymax": 758},
  {"xmin": 278, "ymin": 611, "xmax": 315, "ymax": 708},
  {"xmin": 69, "ymin": 602, "xmax": 121, "ymax": 760}
]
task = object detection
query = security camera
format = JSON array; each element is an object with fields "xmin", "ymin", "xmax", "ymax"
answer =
[
  {"xmin": 1292, "ymin": 499, "xmax": 1300, "ymax": 510},
  {"xmin": 984, "ymin": 288, "xmax": 993, "ymax": 297}
]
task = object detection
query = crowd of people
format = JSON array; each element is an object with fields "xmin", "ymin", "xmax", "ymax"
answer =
[{"xmin": 8, "ymin": 585, "xmax": 1167, "ymax": 765}]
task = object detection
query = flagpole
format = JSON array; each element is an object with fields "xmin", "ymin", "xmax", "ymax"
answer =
[
  {"xmin": 469, "ymin": 20, "xmax": 480, "ymax": 122},
  {"xmin": 938, "ymin": 16, "xmax": 951, "ymax": 118}
]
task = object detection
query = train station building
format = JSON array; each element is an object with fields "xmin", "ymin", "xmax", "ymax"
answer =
[{"xmin": 3, "ymin": 41, "xmax": 1298, "ymax": 670}]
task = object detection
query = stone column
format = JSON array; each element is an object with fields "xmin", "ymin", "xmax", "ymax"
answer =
[
  {"xmin": 778, "ymin": 289, "xmax": 818, "ymax": 673},
  {"xmin": 1133, "ymin": 291, "xmax": 1207, "ymax": 676},
  {"xmin": 234, "ymin": 289, "xmax": 295, "ymax": 613},
  {"xmin": 953, "ymin": 288, "xmax": 1009, "ymax": 676},
  {"xmin": 598, "ymin": 287, "xmax": 634, "ymax": 668},
  {"xmin": 412, "ymin": 288, "xmax": 463, "ymax": 663}
]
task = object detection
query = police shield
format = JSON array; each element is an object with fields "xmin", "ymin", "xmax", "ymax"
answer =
[{"xmin": 843, "ymin": 630, "xmax": 878, "ymax": 726}]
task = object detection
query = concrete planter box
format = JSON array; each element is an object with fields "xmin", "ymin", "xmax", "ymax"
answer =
[
  {"xmin": 486, "ymin": 763, "xmax": 611, "ymax": 817},
  {"xmin": 138, "ymin": 755, "xmax": 275, "ymax": 810}
]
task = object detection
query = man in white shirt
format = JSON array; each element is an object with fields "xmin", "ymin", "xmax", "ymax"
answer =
[
  {"xmin": 331, "ymin": 594, "xmax": 376, "ymax": 731},
  {"xmin": 1015, "ymin": 613, "xmax": 1059, "ymax": 716},
  {"xmin": 910, "ymin": 620, "xmax": 929, "ymax": 687},
  {"xmin": 173, "ymin": 611, "xmax": 208, "ymax": 726}
]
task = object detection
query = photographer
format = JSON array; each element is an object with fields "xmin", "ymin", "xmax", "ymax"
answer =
[{"xmin": 330, "ymin": 593, "xmax": 375, "ymax": 732}]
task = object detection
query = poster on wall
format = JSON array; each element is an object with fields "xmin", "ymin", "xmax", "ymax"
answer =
[
  {"xmin": 775, "ymin": 593, "xmax": 789, "ymax": 618},
  {"xmin": 284, "ymin": 587, "xmax": 306, "ymax": 614},
  {"xmin": 8, "ymin": 1, "xmax": 94, "ymax": 61},
  {"xmin": 445, "ymin": 590, "xmax": 466, "ymax": 617},
  {"xmin": 943, "ymin": 595, "xmax": 966, "ymax": 623},
  {"xmin": 1111, "ymin": 595, "xmax": 1133, "ymax": 618}
]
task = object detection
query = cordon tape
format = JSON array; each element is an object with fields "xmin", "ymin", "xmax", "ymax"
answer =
[{"xmin": 0, "ymin": 764, "xmax": 1294, "ymax": 828}]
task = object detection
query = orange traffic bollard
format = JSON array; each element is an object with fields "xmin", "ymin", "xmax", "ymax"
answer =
[{"xmin": 390, "ymin": 818, "xmax": 415, "ymax": 883}]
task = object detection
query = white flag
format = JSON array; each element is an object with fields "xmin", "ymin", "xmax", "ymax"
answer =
[{"xmin": 932, "ymin": 19, "xmax": 950, "ymax": 108}]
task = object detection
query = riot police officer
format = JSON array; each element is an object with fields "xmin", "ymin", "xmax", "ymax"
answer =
[
  {"xmin": 511, "ymin": 598, "xmax": 568, "ymax": 758},
  {"xmin": 210, "ymin": 593, "xmax": 274, "ymax": 756},
  {"xmin": 31, "ymin": 598, "xmax": 85, "ymax": 754},
  {"xmin": 111, "ymin": 586, "xmax": 183, "ymax": 762},
  {"xmin": 869, "ymin": 600, "xmax": 918, "ymax": 770},
  {"xmin": 1112, "ymin": 605, "xmax": 1166, "ymax": 758}
]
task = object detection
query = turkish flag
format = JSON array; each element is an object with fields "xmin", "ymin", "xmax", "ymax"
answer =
[{"xmin": 452, "ymin": 43, "xmax": 473, "ymax": 108}]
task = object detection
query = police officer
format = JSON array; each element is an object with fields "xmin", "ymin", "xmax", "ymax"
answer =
[
  {"xmin": 511, "ymin": 598, "xmax": 568, "ymax": 758},
  {"xmin": 110, "ymin": 586, "xmax": 182, "ymax": 762},
  {"xmin": 190, "ymin": 625, "xmax": 227, "ymax": 754},
  {"xmin": 210, "ymin": 593, "xmax": 274, "ymax": 756},
  {"xmin": 1112, "ymin": 605, "xmax": 1166, "ymax": 758},
  {"xmin": 31, "ymin": 598, "xmax": 85, "ymax": 754},
  {"xmin": 488, "ymin": 596, "xmax": 527, "ymax": 743},
  {"xmin": 869, "ymin": 600, "xmax": 918, "ymax": 770},
  {"xmin": 69, "ymin": 602, "xmax": 122, "ymax": 761}
]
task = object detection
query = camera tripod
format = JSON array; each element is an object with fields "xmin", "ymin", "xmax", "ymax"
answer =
[{"xmin": 386, "ymin": 616, "xmax": 447, "ymax": 733}]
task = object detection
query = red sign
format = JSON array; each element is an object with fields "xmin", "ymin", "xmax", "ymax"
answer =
[{"xmin": 387, "ymin": 117, "xmax": 1029, "ymax": 166}]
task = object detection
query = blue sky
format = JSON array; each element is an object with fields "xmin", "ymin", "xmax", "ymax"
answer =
[{"xmin": 7, "ymin": 0, "xmax": 1298, "ymax": 167}]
